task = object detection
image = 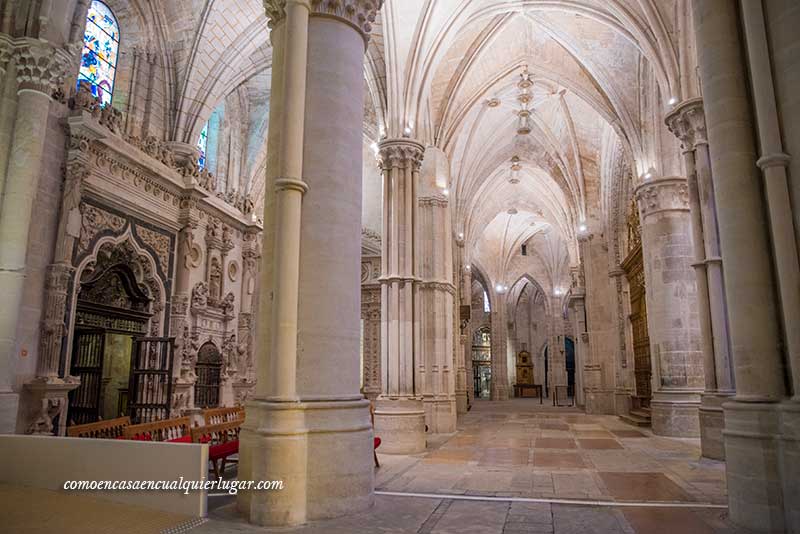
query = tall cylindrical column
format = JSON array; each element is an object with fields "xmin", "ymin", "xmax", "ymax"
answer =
[
  {"xmin": 490, "ymin": 293, "xmax": 509, "ymax": 401},
  {"xmin": 693, "ymin": 1, "xmax": 787, "ymax": 530},
  {"xmin": 0, "ymin": 40, "xmax": 69, "ymax": 433},
  {"xmin": 635, "ymin": 176, "xmax": 703, "ymax": 437},
  {"xmin": 374, "ymin": 138, "xmax": 426, "ymax": 453},
  {"xmin": 239, "ymin": 0, "xmax": 380, "ymax": 526}
]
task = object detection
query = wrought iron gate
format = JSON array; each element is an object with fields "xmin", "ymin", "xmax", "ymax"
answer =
[
  {"xmin": 68, "ymin": 329, "xmax": 106, "ymax": 425},
  {"xmin": 128, "ymin": 336, "xmax": 174, "ymax": 423},
  {"xmin": 195, "ymin": 342, "xmax": 222, "ymax": 408}
]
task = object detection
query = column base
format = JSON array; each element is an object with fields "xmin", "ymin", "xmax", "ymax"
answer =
[
  {"xmin": 423, "ymin": 396, "xmax": 457, "ymax": 434},
  {"xmin": 374, "ymin": 397, "xmax": 425, "ymax": 454},
  {"xmin": 491, "ymin": 384, "xmax": 509, "ymax": 401},
  {"xmin": 699, "ymin": 392, "xmax": 732, "ymax": 460},
  {"xmin": 583, "ymin": 389, "xmax": 616, "ymax": 414},
  {"xmin": 651, "ymin": 389, "xmax": 701, "ymax": 437},
  {"xmin": 779, "ymin": 400, "xmax": 800, "ymax": 532},
  {"xmin": 0, "ymin": 391, "xmax": 19, "ymax": 433},
  {"xmin": 455, "ymin": 388, "xmax": 468, "ymax": 415},
  {"xmin": 723, "ymin": 400, "xmax": 784, "ymax": 533},
  {"xmin": 237, "ymin": 396, "xmax": 373, "ymax": 527}
]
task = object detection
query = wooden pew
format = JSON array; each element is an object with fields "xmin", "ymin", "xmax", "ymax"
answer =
[
  {"xmin": 123, "ymin": 416, "xmax": 192, "ymax": 442},
  {"xmin": 201, "ymin": 406, "xmax": 244, "ymax": 426},
  {"xmin": 191, "ymin": 418, "xmax": 243, "ymax": 478},
  {"xmin": 67, "ymin": 416, "xmax": 131, "ymax": 439}
]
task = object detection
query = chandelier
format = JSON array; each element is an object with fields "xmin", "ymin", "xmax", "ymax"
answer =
[
  {"xmin": 509, "ymin": 155, "xmax": 521, "ymax": 184},
  {"xmin": 516, "ymin": 66, "xmax": 534, "ymax": 135}
]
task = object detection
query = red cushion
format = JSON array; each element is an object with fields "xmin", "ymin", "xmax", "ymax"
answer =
[
  {"xmin": 115, "ymin": 436, "xmax": 127, "ymax": 440},
  {"xmin": 167, "ymin": 435, "xmax": 192, "ymax": 443},
  {"xmin": 209, "ymin": 440, "xmax": 239, "ymax": 461},
  {"xmin": 130, "ymin": 432, "xmax": 152, "ymax": 441},
  {"xmin": 374, "ymin": 437, "xmax": 381, "ymax": 449},
  {"xmin": 198, "ymin": 435, "xmax": 212, "ymax": 444}
]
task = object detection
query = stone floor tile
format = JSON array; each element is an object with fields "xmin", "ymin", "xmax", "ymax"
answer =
[
  {"xmin": 535, "ymin": 437, "xmax": 577, "ymax": 449},
  {"xmin": 533, "ymin": 451, "xmax": 587, "ymax": 469},
  {"xmin": 598, "ymin": 472, "xmax": 694, "ymax": 502},
  {"xmin": 578, "ymin": 438, "xmax": 625, "ymax": 450}
]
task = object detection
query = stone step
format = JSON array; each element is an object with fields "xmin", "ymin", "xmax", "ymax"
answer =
[
  {"xmin": 630, "ymin": 408, "xmax": 651, "ymax": 419},
  {"xmin": 619, "ymin": 412, "xmax": 651, "ymax": 427}
]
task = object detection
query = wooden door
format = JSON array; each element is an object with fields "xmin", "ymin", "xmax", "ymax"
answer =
[{"xmin": 68, "ymin": 329, "xmax": 106, "ymax": 425}]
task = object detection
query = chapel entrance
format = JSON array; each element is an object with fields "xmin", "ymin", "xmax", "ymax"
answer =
[
  {"xmin": 622, "ymin": 202, "xmax": 652, "ymax": 409},
  {"xmin": 472, "ymin": 327, "xmax": 491, "ymax": 398},
  {"xmin": 67, "ymin": 261, "xmax": 169, "ymax": 425}
]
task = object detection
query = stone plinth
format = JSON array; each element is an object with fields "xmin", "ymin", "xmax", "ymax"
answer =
[{"xmin": 373, "ymin": 398, "xmax": 425, "ymax": 454}]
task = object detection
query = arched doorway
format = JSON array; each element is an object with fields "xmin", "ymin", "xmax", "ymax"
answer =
[
  {"xmin": 68, "ymin": 264, "xmax": 152, "ymax": 424},
  {"xmin": 195, "ymin": 342, "xmax": 223, "ymax": 408},
  {"xmin": 565, "ymin": 337, "xmax": 575, "ymax": 398},
  {"xmin": 472, "ymin": 327, "xmax": 491, "ymax": 398}
]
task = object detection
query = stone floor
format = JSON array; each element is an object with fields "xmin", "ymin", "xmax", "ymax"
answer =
[{"xmin": 199, "ymin": 399, "xmax": 751, "ymax": 534}]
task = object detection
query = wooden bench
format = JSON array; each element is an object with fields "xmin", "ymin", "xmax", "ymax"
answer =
[
  {"xmin": 191, "ymin": 418, "xmax": 243, "ymax": 478},
  {"xmin": 202, "ymin": 406, "xmax": 244, "ymax": 426},
  {"xmin": 67, "ymin": 416, "xmax": 131, "ymax": 439},
  {"xmin": 123, "ymin": 416, "xmax": 192, "ymax": 442}
]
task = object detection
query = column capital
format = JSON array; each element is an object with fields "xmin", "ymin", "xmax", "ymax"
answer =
[
  {"xmin": 665, "ymin": 97, "xmax": 707, "ymax": 150},
  {"xmin": 635, "ymin": 176, "xmax": 690, "ymax": 218},
  {"xmin": 377, "ymin": 138, "xmax": 425, "ymax": 172},
  {"xmin": 14, "ymin": 39, "xmax": 72, "ymax": 97},
  {"xmin": 265, "ymin": 0, "xmax": 382, "ymax": 44},
  {"xmin": 0, "ymin": 34, "xmax": 12, "ymax": 73}
]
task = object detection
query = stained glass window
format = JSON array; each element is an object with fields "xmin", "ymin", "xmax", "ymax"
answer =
[
  {"xmin": 78, "ymin": 1, "xmax": 119, "ymax": 107},
  {"xmin": 483, "ymin": 290, "xmax": 490, "ymax": 313},
  {"xmin": 197, "ymin": 122, "xmax": 209, "ymax": 170}
]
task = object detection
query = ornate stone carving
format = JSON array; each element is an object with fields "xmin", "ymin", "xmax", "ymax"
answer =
[
  {"xmin": 265, "ymin": 0, "xmax": 383, "ymax": 43},
  {"xmin": 136, "ymin": 226, "xmax": 170, "ymax": 273},
  {"xmin": 418, "ymin": 196, "xmax": 448, "ymax": 208},
  {"xmin": 635, "ymin": 177, "xmax": 690, "ymax": 218},
  {"xmin": 26, "ymin": 397, "xmax": 66, "ymax": 435},
  {"xmin": 37, "ymin": 263, "xmax": 76, "ymax": 378},
  {"xmin": 0, "ymin": 34, "xmax": 12, "ymax": 72},
  {"xmin": 222, "ymin": 334, "xmax": 238, "ymax": 375},
  {"xmin": 192, "ymin": 282, "xmax": 209, "ymax": 309},
  {"xmin": 664, "ymin": 97, "xmax": 706, "ymax": 150},
  {"xmin": 377, "ymin": 139, "xmax": 425, "ymax": 172},
  {"xmin": 175, "ymin": 324, "xmax": 200, "ymax": 379},
  {"xmin": 221, "ymin": 292, "xmax": 235, "ymax": 316},
  {"xmin": 14, "ymin": 39, "xmax": 71, "ymax": 96},
  {"xmin": 78, "ymin": 203, "xmax": 127, "ymax": 256}
]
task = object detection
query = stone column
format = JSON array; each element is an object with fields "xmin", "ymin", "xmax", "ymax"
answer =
[
  {"xmin": 417, "ymin": 181, "xmax": 456, "ymax": 432},
  {"xmin": 0, "ymin": 40, "xmax": 70, "ymax": 433},
  {"xmin": 666, "ymin": 98, "xmax": 733, "ymax": 459},
  {"xmin": 568, "ymin": 290, "xmax": 587, "ymax": 407},
  {"xmin": 693, "ymin": 1, "xmax": 789, "ymax": 530},
  {"xmin": 635, "ymin": 176, "xmax": 703, "ymax": 436},
  {"xmin": 462, "ymin": 266, "xmax": 474, "ymax": 409},
  {"xmin": 238, "ymin": 0, "xmax": 380, "ymax": 526},
  {"xmin": 490, "ymin": 292, "xmax": 509, "ymax": 401},
  {"xmin": 454, "ymin": 245, "xmax": 469, "ymax": 414},
  {"xmin": 374, "ymin": 138, "xmax": 426, "ymax": 453}
]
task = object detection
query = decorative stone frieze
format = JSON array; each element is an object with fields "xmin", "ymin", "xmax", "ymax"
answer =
[
  {"xmin": 635, "ymin": 177, "xmax": 690, "ymax": 217},
  {"xmin": 0, "ymin": 34, "xmax": 13, "ymax": 73},
  {"xmin": 37, "ymin": 263, "xmax": 77, "ymax": 379},
  {"xmin": 14, "ymin": 39, "xmax": 71, "ymax": 97}
]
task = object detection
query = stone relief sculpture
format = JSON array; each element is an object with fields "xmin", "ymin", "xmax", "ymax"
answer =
[{"xmin": 192, "ymin": 281, "xmax": 209, "ymax": 309}]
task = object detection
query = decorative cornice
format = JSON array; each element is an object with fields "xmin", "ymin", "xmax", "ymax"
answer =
[
  {"xmin": 377, "ymin": 138, "xmax": 425, "ymax": 172},
  {"xmin": 0, "ymin": 34, "xmax": 12, "ymax": 73},
  {"xmin": 265, "ymin": 0, "xmax": 382, "ymax": 45},
  {"xmin": 635, "ymin": 177, "xmax": 690, "ymax": 218},
  {"xmin": 664, "ymin": 97, "xmax": 706, "ymax": 151},
  {"xmin": 14, "ymin": 39, "xmax": 71, "ymax": 96}
]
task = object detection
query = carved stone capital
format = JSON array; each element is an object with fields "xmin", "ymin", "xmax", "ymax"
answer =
[
  {"xmin": 634, "ymin": 177, "xmax": 690, "ymax": 218},
  {"xmin": 0, "ymin": 34, "xmax": 12, "ymax": 73},
  {"xmin": 377, "ymin": 138, "xmax": 425, "ymax": 172},
  {"xmin": 14, "ymin": 39, "xmax": 71, "ymax": 96},
  {"xmin": 265, "ymin": 0, "xmax": 383, "ymax": 44},
  {"xmin": 665, "ymin": 97, "xmax": 706, "ymax": 150}
]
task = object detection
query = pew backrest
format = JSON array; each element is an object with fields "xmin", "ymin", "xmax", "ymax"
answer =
[
  {"xmin": 190, "ymin": 418, "xmax": 242, "ymax": 445},
  {"xmin": 67, "ymin": 416, "xmax": 131, "ymax": 439},
  {"xmin": 123, "ymin": 416, "xmax": 192, "ymax": 441},
  {"xmin": 201, "ymin": 406, "xmax": 244, "ymax": 426}
]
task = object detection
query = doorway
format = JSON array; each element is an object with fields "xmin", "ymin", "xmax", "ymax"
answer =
[
  {"xmin": 565, "ymin": 337, "xmax": 575, "ymax": 398},
  {"xmin": 622, "ymin": 239, "xmax": 652, "ymax": 405},
  {"xmin": 472, "ymin": 327, "xmax": 491, "ymax": 398}
]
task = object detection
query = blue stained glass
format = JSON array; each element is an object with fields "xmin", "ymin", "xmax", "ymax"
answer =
[
  {"xmin": 197, "ymin": 122, "xmax": 209, "ymax": 170},
  {"xmin": 77, "ymin": 1, "xmax": 119, "ymax": 107}
]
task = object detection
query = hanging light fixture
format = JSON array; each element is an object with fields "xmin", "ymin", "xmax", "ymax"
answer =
[
  {"xmin": 509, "ymin": 155, "xmax": 521, "ymax": 184},
  {"xmin": 516, "ymin": 67, "xmax": 534, "ymax": 136}
]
